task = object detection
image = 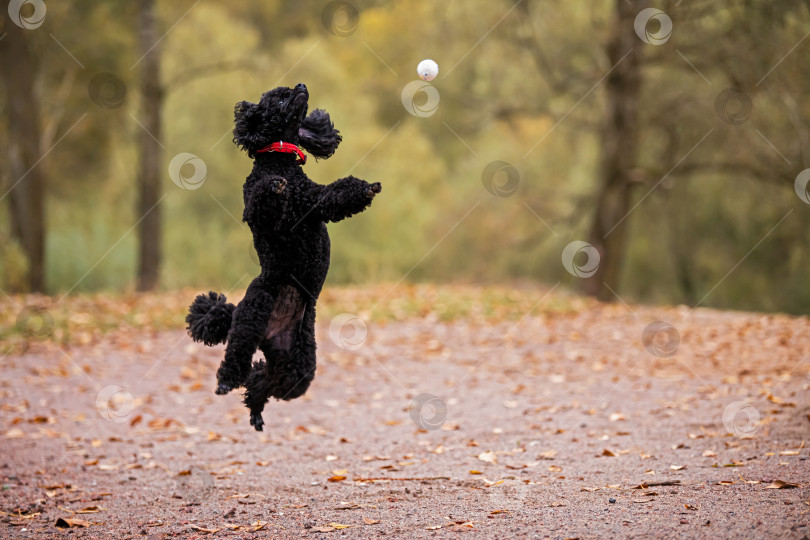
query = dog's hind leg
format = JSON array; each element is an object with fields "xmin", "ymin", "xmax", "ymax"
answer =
[
  {"xmin": 215, "ymin": 279, "xmax": 275, "ymax": 395},
  {"xmin": 243, "ymin": 359, "xmax": 271, "ymax": 431},
  {"xmin": 268, "ymin": 303, "xmax": 317, "ymax": 401},
  {"xmin": 241, "ymin": 285, "xmax": 307, "ymax": 431}
]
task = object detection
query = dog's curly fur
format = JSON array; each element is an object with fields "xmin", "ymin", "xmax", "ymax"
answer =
[{"xmin": 186, "ymin": 84, "xmax": 380, "ymax": 431}]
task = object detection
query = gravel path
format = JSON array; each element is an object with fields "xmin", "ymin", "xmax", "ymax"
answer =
[{"xmin": 2, "ymin": 301, "xmax": 809, "ymax": 538}]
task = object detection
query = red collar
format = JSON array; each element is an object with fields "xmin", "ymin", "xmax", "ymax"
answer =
[{"xmin": 256, "ymin": 141, "xmax": 307, "ymax": 164}]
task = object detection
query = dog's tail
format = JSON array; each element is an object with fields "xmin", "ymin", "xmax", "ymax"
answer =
[{"xmin": 186, "ymin": 291, "xmax": 235, "ymax": 346}]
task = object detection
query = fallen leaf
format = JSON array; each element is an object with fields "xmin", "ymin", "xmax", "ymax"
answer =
[
  {"xmin": 225, "ymin": 492, "xmax": 266, "ymax": 500},
  {"xmin": 363, "ymin": 517, "xmax": 379, "ymax": 525},
  {"xmin": 327, "ymin": 523, "xmax": 352, "ymax": 529},
  {"xmin": 765, "ymin": 480, "xmax": 799, "ymax": 489},
  {"xmin": 670, "ymin": 465, "xmax": 686, "ymax": 471},
  {"xmin": 548, "ymin": 465, "xmax": 563, "ymax": 473},
  {"xmin": 602, "ymin": 448, "xmax": 616, "ymax": 457},
  {"xmin": 361, "ymin": 455, "xmax": 391, "ymax": 462},
  {"xmin": 477, "ymin": 451, "xmax": 497, "ymax": 464},
  {"xmin": 189, "ymin": 525, "xmax": 220, "ymax": 533},
  {"xmin": 55, "ymin": 517, "xmax": 90, "ymax": 528},
  {"xmin": 609, "ymin": 412, "xmax": 626, "ymax": 422},
  {"xmin": 702, "ymin": 450, "xmax": 716, "ymax": 457},
  {"xmin": 685, "ymin": 504, "xmax": 698, "ymax": 510},
  {"xmin": 250, "ymin": 521, "xmax": 272, "ymax": 532},
  {"xmin": 469, "ymin": 470, "xmax": 482, "ymax": 475},
  {"xmin": 327, "ymin": 476, "xmax": 347, "ymax": 482},
  {"xmin": 634, "ymin": 480, "xmax": 680, "ymax": 488},
  {"xmin": 74, "ymin": 506, "xmax": 105, "ymax": 514}
]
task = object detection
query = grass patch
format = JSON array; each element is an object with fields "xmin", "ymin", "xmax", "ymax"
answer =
[{"xmin": 0, "ymin": 283, "xmax": 590, "ymax": 356}]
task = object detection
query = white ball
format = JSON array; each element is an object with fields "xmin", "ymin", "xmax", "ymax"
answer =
[{"xmin": 417, "ymin": 59, "xmax": 439, "ymax": 82}]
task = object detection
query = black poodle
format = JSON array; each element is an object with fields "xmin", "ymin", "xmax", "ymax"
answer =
[{"xmin": 186, "ymin": 83, "xmax": 381, "ymax": 431}]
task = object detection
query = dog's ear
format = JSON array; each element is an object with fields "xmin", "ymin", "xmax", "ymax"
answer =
[
  {"xmin": 298, "ymin": 109, "xmax": 342, "ymax": 159},
  {"xmin": 233, "ymin": 101, "xmax": 265, "ymax": 156}
]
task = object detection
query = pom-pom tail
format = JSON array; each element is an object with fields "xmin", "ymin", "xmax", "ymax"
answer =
[{"xmin": 186, "ymin": 291, "xmax": 235, "ymax": 346}]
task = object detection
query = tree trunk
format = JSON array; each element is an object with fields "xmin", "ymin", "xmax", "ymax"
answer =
[
  {"xmin": 0, "ymin": 19, "xmax": 46, "ymax": 292},
  {"xmin": 582, "ymin": 0, "xmax": 642, "ymax": 301},
  {"xmin": 135, "ymin": 0, "xmax": 163, "ymax": 291}
]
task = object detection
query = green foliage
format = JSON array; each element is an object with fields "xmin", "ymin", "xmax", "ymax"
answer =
[
  {"xmin": 1, "ymin": 0, "xmax": 809, "ymax": 314},
  {"xmin": 0, "ymin": 237, "xmax": 29, "ymax": 292}
]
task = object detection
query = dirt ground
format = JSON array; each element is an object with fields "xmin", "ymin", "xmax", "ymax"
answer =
[{"xmin": 1, "ymin": 297, "xmax": 809, "ymax": 539}]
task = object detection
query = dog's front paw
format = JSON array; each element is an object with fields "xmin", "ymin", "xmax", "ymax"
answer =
[
  {"xmin": 215, "ymin": 382, "xmax": 233, "ymax": 395},
  {"xmin": 271, "ymin": 177, "xmax": 287, "ymax": 195},
  {"xmin": 365, "ymin": 182, "xmax": 381, "ymax": 199},
  {"xmin": 250, "ymin": 411, "xmax": 264, "ymax": 432}
]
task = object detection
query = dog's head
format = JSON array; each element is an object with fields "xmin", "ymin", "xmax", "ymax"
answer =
[{"xmin": 233, "ymin": 83, "xmax": 342, "ymax": 160}]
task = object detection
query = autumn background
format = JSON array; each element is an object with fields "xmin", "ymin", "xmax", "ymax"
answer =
[
  {"xmin": 1, "ymin": 0, "xmax": 809, "ymax": 318},
  {"xmin": 2, "ymin": 2, "xmax": 810, "ymax": 537}
]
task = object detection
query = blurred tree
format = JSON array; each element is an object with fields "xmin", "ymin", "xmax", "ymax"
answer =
[
  {"xmin": 583, "ymin": 0, "xmax": 642, "ymax": 301},
  {"xmin": 622, "ymin": 0, "xmax": 810, "ymax": 309},
  {"xmin": 135, "ymin": 0, "xmax": 164, "ymax": 291},
  {"xmin": 0, "ymin": 17, "xmax": 46, "ymax": 292},
  {"xmin": 1, "ymin": 0, "xmax": 806, "ymax": 313}
]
